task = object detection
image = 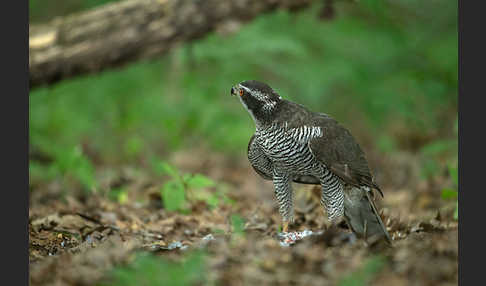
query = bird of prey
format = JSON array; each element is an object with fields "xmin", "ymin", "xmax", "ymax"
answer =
[{"xmin": 230, "ymin": 80, "xmax": 391, "ymax": 244}]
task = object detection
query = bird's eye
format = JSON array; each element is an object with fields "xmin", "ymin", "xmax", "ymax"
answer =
[{"xmin": 239, "ymin": 89, "xmax": 244, "ymax": 96}]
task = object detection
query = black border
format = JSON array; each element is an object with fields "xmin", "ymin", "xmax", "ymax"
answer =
[
  {"xmin": 2, "ymin": 0, "xmax": 29, "ymax": 284},
  {"xmin": 459, "ymin": 0, "xmax": 482, "ymax": 285}
]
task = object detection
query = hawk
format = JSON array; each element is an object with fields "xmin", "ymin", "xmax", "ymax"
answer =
[{"xmin": 231, "ymin": 80, "xmax": 391, "ymax": 243}]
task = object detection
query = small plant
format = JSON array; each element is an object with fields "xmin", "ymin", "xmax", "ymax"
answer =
[
  {"xmin": 441, "ymin": 163, "xmax": 458, "ymax": 220},
  {"xmin": 419, "ymin": 139, "xmax": 458, "ymax": 180},
  {"xmin": 151, "ymin": 159, "xmax": 232, "ymax": 212},
  {"xmin": 230, "ymin": 214, "xmax": 245, "ymax": 236},
  {"xmin": 29, "ymin": 145, "xmax": 98, "ymax": 193},
  {"xmin": 338, "ymin": 255, "xmax": 386, "ymax": 286},
  {"xmin": 107, "ymin": 187, "xmax": 128, "ymax": 204},
  {"xmin": 57, "ymin": 145, "xmax": 98, "ymax": 192},
  {"xmin": 107, "ymin": 251, "xmax": 207, "ymax": 286}
]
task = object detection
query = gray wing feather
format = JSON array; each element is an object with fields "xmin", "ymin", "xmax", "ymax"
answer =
[{"xmin": 308, "ymin": 114, "xmax": 383, "ymax": 197}]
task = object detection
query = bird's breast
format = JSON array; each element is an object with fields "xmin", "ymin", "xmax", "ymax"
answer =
[{"xmin": 255, "ymin": 124, "xmax": 322, "ymax": 174}]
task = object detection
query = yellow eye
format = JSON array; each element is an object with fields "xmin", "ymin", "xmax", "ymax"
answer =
[{"xmin": 239, "ymin": 89, "xmax": 244, "ymax": 96}]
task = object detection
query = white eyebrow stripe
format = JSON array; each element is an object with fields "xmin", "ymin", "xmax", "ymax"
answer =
[
  {"xmin": 239, "ymin": 84, "xmax": 277, "ymax": 111},
  {"xmin": 239, "ymin": 85, "xmax": 252, "ymax": 93}
]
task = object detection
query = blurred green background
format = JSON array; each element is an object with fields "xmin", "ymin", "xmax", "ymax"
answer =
[{"xmin": 29, "ymin": 0, "xmax": 457, "ymax": 192}]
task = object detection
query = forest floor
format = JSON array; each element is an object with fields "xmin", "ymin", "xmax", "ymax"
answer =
[{"xmin": 29, "ymin": 148, "xmax": 458, "ymax": 286}]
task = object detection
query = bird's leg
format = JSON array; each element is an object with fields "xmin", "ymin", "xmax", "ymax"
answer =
[
  {"xmin": 273, "ymin": 171, "xmax": 293, "ymax": 233},
  {"xmin": 283, "ymin": 221, "xmax": 289, "ymax": 233},
  {"xmin": 319, "ymin": 174, "xmax": 345, "ymax": 225}
]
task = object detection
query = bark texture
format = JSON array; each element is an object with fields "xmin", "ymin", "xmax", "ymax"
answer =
[{"xmin": 29, "ymin": 0, "xmax": 316, "ymax": 88}]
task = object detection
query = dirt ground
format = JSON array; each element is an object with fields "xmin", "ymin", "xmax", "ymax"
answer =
[{"xmin": 29, "ymin": 148, "xmax": 458, "ymax": 285}]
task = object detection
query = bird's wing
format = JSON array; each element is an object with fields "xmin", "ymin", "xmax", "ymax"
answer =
[
  {"xmin": 308, "ymin": 114, "xmax": 383, "ymax": 197},
  {"xmin": 248, "ymin": 134, "xmax": 320, "ymax": 185}
]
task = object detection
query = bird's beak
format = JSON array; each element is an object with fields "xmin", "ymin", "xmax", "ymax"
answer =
[{"xmin": 230, "ymin": 86, "xmax": 236, "ymax": 96}]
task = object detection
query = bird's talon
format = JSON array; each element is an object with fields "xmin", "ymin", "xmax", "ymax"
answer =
[{"xmin": 282, "ymin": 221, "xmax": 289, "ymax": 233}]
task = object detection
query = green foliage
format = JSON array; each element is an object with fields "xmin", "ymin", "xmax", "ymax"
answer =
[
  {"xmin": 441, "ymin": 163, "xmax": 458, "ymax": 220},
  {"xmin": 152, "ymin": 160, "xmax": 187, "ymax": 212},
  {"xmin": 185, "ymin": 174, "xmax": 216, "ymax": 189},
  {"xmin": 454, "ymin": 201, "xmax": 458, "ymax": 220},
  {"xmin": 376, "ymin": 135, "xmax": 397, "ymax": 154},
  {"xmin": 211, "ymin": 228, "xmax": 226, "ymax": 235},
  {"xmin": 419, "ymin": 129, "xmax": 458, "ymax": 180},
  {"xmin": 29, "ymin": 145, "xmax": 97, "ymax": 192},
  {"xmin": 448, "ymin": 164, "xmax": 458, "ymax": 187},
  {"xmin": 230, "ymin": 214, "xmax": 245, "ymax": 236},
  {"xmin": 152, "ymin": 160, "xmax": 231, "ymax": 212},
  {"xmin": 338, "ymin": 255, "xmax": 386, "ymax": 286},
  {"xmin": 106, "ymin": 251, "xmax": 207, "ymax": 286},
  {"xmin": 30, "ymin": 0, "xmax": 457, "ymax": 193},
  {"xmin": 29, "ymin": 160, "xmax": 56, "ymax": 186},
  {"xmin": 123, "ymin": 136, "xmax": 145, "ymax": 161},
  {"xmin": 162, "ymin": 181, "xmax": 187, "ymax": 212},
  {"xmin": 152, "ymin": 160, "xmax": 180, "ymax": 178},
  {"xmin": 108, "ymin": 187, "xmax": 128, "ymax": 204},
  {"xmin": 441, "ymin": 188, "xmax": 457, "ymax": 200},
  {"xmin": 56, "ymin": 146, "xmax": 97, "ymax": 189}
]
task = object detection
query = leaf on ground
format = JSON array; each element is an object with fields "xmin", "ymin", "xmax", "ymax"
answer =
[
  {"xmin": 152, "ymin": 160, "xmax": 179, "ymax": 178},
  {"xmin": 108, "ymin": 251, "xmax": 207, "ymax": 286},
  {"xmin": 338, "ymin": 255, "xmax": 386, "ymax": 286},
  {"xmin": 230, "ymin": 214, "xmax": 245, "ymax": 236},
  {"xmin": 441, "ymin": 188, "xmax": 458, "ymax": 200},
  {"xmin": 453, "ymin": 201, "xmax": 458, "ymax": 220},
  {"xmin": 161, "ymin": 180, "xmax": 186, "ymax": 211},
  {"xmin": 448, "ymin": 164, "xmax": 458, "ymax": 187},
  {"xmin": 186, "ymin": 174, "xmax": 216, "ymax": 189}
]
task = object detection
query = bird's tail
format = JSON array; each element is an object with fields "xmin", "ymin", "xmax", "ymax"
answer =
[{"xmin": 342, "ymin": 186, "xmax": 392, "ymax": 245}]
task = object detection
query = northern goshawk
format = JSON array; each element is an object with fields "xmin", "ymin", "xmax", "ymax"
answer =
[{"xmin": 231, "ymin": 80, "xmax": 391, "ymax": 243}]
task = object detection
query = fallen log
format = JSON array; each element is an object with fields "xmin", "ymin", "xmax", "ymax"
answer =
[{"xmin": 29, "ymin": 0, "xmax": 316, "ymax": 88}]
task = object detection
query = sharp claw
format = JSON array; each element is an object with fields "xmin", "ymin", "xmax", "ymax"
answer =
[{"xmin": 283, "ymin": 221, "xmax": 289, "ymax": 233}]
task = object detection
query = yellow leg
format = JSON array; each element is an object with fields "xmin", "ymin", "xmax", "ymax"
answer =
[{"xmin": 283, "ymin": 221, "xmax": 289, "ymax": 233}]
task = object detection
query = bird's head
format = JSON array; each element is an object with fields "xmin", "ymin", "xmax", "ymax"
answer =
[{"xmin": 231, "ymin": 80, "xmax": 282, "ymax": 126}]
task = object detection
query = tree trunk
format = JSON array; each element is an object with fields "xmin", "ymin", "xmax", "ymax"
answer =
[{"xmin": 29, "ymin": 0, "xmax": 315, "ymax": 88}]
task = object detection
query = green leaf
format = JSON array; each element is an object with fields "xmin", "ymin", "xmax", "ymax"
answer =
[
  {"xmin": 54, "ymin": 145, "xmax": 97, "ymax": 191},
  {"xmin": 206, "ymin": 195, "xmax": 220, "ymax": 209},
  {"xmin": 420, "ymin": 140, "xmax": 457, "ymax": 156},
  {"xmin": 420, "ymin": 159, "xmax": 440, "ymax": 179},
  {"xmin": 118, "ymin": 190, "xmax": 128, "ymax": 204},
  {"xmin": 212, "ymin": 228, "xmax": 225, "ymax": 235},
  {"xmin": 186, "ymin": 174, "xmax": 216, "ymax": 189},
  {"xmin": 223, "ymin": 196, "xmax": 236, "ymax": 205},
  {"xmin": 108, "ymin": 251, "xmax": 207, "ymax": 286},
  {"xmin": 338, "ymin": 255, "xmax": 386, "ymax": 286},
  {"xmin": 453, "ymin": 201, "xmax": 458, "ymax": 220},
  {"xmin": 108, "ymin": 188, "xmax": 126, "ymax": 202},
  {"xmin": 161, "ymin": 180, "xmax": 186, "ymax": 211},
  {"xmin": 123, "ymin": 136, "xmax": 144, "ymax": 158},
  {"xmin": 74, "ymin": 157, "xmax": 97, "ymax": 191},
  {"xmin": 152, "ymin": 160, "xmax": 178, "ymax": 178},
  {"xmin": 230, "ymin": 214, "xmax": 245, "ymax": 235},
  {"xmin": 441, "ymin": 188, "xmax": 458, "ymax": 200},
  {"xmin": 182, "ymin": 173, "xmax": 193, "ymax": 182},
  {"xmin": 448, "ymin": 164, "xmax": 458, "ymax": 187},
  {"xmin": 376, "ymin": 135, "xmax": 396, "ymax": 153}
]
